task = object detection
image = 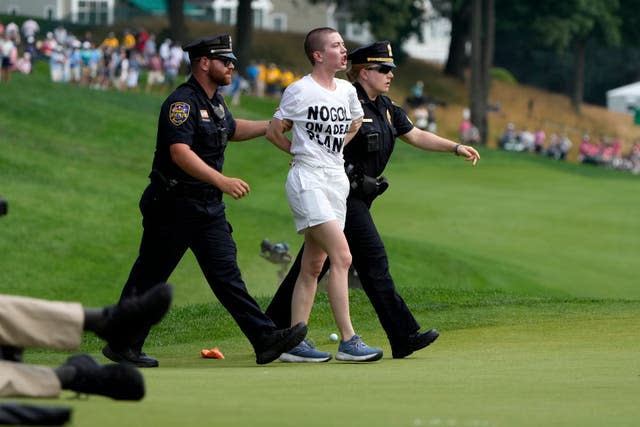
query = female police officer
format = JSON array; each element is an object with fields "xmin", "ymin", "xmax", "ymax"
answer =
[
  {"xmin": 266, "ymin": 41, "xmax": 480, "ymax": 360},
  {"xmin": 102, "ymin": 35, "xmax": 306, "ymax": 367}
]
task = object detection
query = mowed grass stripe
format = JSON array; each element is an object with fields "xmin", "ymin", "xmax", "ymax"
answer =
[{"xmin": 22, "ymin": 307, "xmax": 639, "ymax": 427}]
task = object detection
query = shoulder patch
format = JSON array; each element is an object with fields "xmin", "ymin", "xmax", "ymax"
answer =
[{"xmin": 169, "ymin": 102, "xmax": 190, "ymax": 126}]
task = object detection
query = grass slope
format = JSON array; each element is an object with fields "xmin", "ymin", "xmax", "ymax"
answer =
[
  {"xmin": 2, "ymin": 64, "xmax": 638, "ymax": 305},
  {"xmin": 2, "ymin": 63, "xmax": 639, "ymax": 427}
]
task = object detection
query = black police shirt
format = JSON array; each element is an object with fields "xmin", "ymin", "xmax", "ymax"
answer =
[
  {"xmin": 344, "ymin": 82, "xmax": 413, "ymax": 178},
  {"xmin": 151, "ymin": 75, "xmax": 237, "ymax": 189}
]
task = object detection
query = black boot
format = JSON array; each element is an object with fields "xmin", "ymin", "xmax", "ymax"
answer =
[
  {"xmin": 392, "ymin": 329, "xmax": 440, "ymax": 359},
  {"xmin": 92, "ymin": 283, "xmax": 173, "ymax": 351},
  {"xmin": 58, "ymin": 354, "xmax": 145, "ymax": 400},
  {"xmin": 102, "ymin": 345, "xmax": 159, "ymax": 368},
  {"xmin": 254, "ymin": 322, "xmax": 307, "ymax": 365},
  {"xmin": 0, "ymin": 345, "xmax": 23, "ymax": 362}
]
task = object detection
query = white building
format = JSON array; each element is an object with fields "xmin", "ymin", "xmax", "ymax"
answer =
[
  {"xmin": 0, "ymin": 0, "xmax": 115, "ymax": 25},
  {"xmin": 208, "ymin": 0, "xmax": 451, "ymax": 64},
  {"xmin": 606, "ymin": 81, "xmax": 640, "ymax": 114},
  {"xmin": 0, "ymin": 0, "xmax": 450, "ymax": 63}
]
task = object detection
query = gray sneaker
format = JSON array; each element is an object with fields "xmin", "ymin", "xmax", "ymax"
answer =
[
  {"xmin": 335, "ymin": 335, "xmax": 383, "ymax": 362},
  {"xmin": 279, "ymin": 339, "xmax": 332, "ymax": 363}
]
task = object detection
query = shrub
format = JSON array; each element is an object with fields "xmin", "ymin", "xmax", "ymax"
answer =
[{"xmin": 491, "ymin": 67, "xmax": 518, "ymax": 84}]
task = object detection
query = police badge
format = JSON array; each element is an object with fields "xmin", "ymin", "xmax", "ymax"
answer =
[{"xmin": 169, "ymin": 102, "xmax": 190, "ymax": 126}]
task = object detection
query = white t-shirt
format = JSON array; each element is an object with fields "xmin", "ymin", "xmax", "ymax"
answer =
[{"xmin": 274, "ymin": 74, "xmax": 363, "ymax": 169}]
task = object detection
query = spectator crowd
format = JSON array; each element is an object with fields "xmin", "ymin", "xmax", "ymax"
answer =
[
  {"xmin": 4, "ymin": 19, "xmax": 637, "ymax": 175},
  {"xmin": 1, "ymin": 19, "xmax": 301, "ymax": 98},
  {"xmin": 496, "ymin": 121, "xmax": 640, "ymax": 174}
]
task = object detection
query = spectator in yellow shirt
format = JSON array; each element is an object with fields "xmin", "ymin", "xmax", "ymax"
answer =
[
  {"xmin": 280, "ymin": 69, "xmax": 295, "ymax": 93},
  {"xmin": 122, "ymin": 29, "xmax": 136, "ymax": 51},
  {"xmin": 264, "ymin": 62, "xmax": 282, "ymax": 97},
  {"xmin": 101, "ymin": 32, "xmax": 119, "ymax": 49}
]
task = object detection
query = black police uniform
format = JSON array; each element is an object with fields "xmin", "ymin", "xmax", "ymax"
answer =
[
  {"xmin": 118, "ymin": 74, "xmax": 280, "ymax": 353},
  {"xmin": 266, "ymin": 81, "xmax": 424, "ymax": 354}
]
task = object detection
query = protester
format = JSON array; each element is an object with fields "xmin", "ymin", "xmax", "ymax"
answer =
[
  {"xmin": 266, "ymin": 27, "xmax": 385, "ymax": 363},
  {"xmin": 266, "ymin": 41, "xmax": 479, "ymax": 360}
]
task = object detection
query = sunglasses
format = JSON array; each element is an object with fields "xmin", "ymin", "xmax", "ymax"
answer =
[
  {"xmin": 208, "ymin": 57, "xmax": 235, "ymax": 68},
  {"xmin": 366, "ymin": 65, "xmax": 394, "ymax": 75}
]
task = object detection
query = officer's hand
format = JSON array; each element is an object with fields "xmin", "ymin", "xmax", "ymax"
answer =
[
  {"xmin": 282, "ymin": 119, "xmax": 293, "ymax": 132},
  {"xmin": 458, "ymin": 145, "xmax": 480, "ymax": 166},
  {"xmin": 220, "ymin": 177, "xmax": 250, "ymax": 200}
]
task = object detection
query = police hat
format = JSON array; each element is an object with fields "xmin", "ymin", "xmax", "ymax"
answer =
[
  {"xmin": 347, "ymin": 41, "xmax": 396, "ymax": 68},
  {"xmin": 182, "ymin": 34, "xmax": 237, "ymax": 61}
]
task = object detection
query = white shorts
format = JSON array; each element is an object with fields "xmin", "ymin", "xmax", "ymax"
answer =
[{"xmin": 286, "ymin": 162, "xmax": 349, "ymax": 233}]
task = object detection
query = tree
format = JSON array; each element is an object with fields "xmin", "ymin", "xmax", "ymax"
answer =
[
  {"xmin": 493, "ymin": 0, "xmax": 638, "ymax": 106},
  {"xmin": 431, "ymin": 0, "xmax": 472, "ymax": 80},
  {"xmin": 619, "ymin": 0, "xmax": 640, "ymax": 46},
  {"xmin": 531, "ymin": 0, "xmax": 622, "ymax": 113},
  {"xmin": 469, "ymin": 0, "xmax": 494, "ymax": 144},
  {"xmin": 166, "ymin": 0, "xmax": 187, "ymax": 43},
  {"xmin": 312, "ymin": 0, "xmax": 428, "ymax": 64},
  {"xmin": 164, "ymin": 0, "xmax": 252, "ymax": 72},
  {"xmin": 234, "ymin": 0, "xmax": 253, "ymax": 74}
]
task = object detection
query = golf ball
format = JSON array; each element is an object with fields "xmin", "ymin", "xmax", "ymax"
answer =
[{"xmin": 329, "ymin": 333, "xmax": 339, "ymax": 342}]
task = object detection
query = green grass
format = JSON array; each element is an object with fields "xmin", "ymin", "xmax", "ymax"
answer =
[
  {"xmin": 2, "ymin": 62, "xmax": 639, "ymax": 427},
  {"xmin": 19, "ymin": 295, "xmax": 640, "ymax": 427}
]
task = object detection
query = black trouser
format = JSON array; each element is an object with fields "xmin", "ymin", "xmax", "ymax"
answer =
[
  {"xmin": 266, "ymin": 195, "xmax": 421, "ymax": 349},
  {"xmin": 119, "ymin": 184, "xmax": 276, "ymax": 352}
]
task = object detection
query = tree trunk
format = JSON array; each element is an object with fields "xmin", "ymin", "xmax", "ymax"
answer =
[
  {"xmin": 166, "ymin": 0, "xmax": 187, "ymax": 43},
  {"xmin": 479, "ymin": 0, "xmax": 494, "ymax": 145},
  {"xmin": 235, "ymin": 0, "xmax": 253, "ymax": 74},
  {"xmin": 444, "ymin": 1, "xmax": 471, "ymax": 80},
  {"xmin": 469, "ymin": 0, "xmax": 484, "ymax": 144},
  {"xmin": 571, "ymin": 38, "xmax": 586, "ymax": 115}
]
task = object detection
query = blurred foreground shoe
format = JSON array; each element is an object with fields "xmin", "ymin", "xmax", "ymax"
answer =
[
  {"xmin": 97, "ymin": 283, "xmax": 173, "ymax": 350},
  {"xmin": 0, "ymin": 403, "xmax": 71, "ymax": 425},
  {"xmin": 0, "ymin": 345, "xmax": 23, "ymax": 362},
  {"xmin": 392, "ymin": 329, "xmax": 440, "ymax": 359},
  {"xmin": 279, "ymin": 339, "xmax": 332, "ymax": 363},
  {"xmin": 62, "ymin": 354, "xmax": 144, "ymax": 400},
  {"xmin": 102, "ymin": 345, "xmax": 159, "ymax": 368},
  {"xmin": 254, "ymin": 322, "xmax": 307, "ymax": 365},
  {"xmin": 335, "ymin": 335, "xmax": 383, "ymax": 362}
]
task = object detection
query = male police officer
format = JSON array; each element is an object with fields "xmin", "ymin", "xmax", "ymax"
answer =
[
  {"xmin": 103, "ymin": 35, "xmax": 307, "ymax": 367},
  {"xmin": 266, "ymin": 41, "xmax": 480, "ymax": 360}
]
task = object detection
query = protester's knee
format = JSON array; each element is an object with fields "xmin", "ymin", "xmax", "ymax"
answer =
[
  {"xmin": 302, "ymin": 258, "xmax": 326, "ymax": 279},
  {"xmin": 331, "ymin": 249, "xmax": 352, "ymax": 272}
]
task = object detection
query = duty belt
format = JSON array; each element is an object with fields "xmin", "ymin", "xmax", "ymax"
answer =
[
  {"xmin": 344, "ymin": 163, "xmax": 389, "ymax": 200},
  {"xmin": 172, "ymin": 183, "xmax": 221, "ymax": 201},
  {"xmin": 150, "ymin": 169, "xmax": 221, "ymax": 201}
]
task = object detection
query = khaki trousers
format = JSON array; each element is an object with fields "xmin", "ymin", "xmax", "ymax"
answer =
[{"xmin": 0, "ymin": 294, "xmax": 84, "ymax": 397}]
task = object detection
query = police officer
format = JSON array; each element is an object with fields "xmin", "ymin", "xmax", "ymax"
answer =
[
  {"xmin": 103, "ymin": 34, "xmax": 306, "ymax": 367},
  {"xmin": 266, "ymin": 41, "xmax": 480, "ymax": 359}
]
